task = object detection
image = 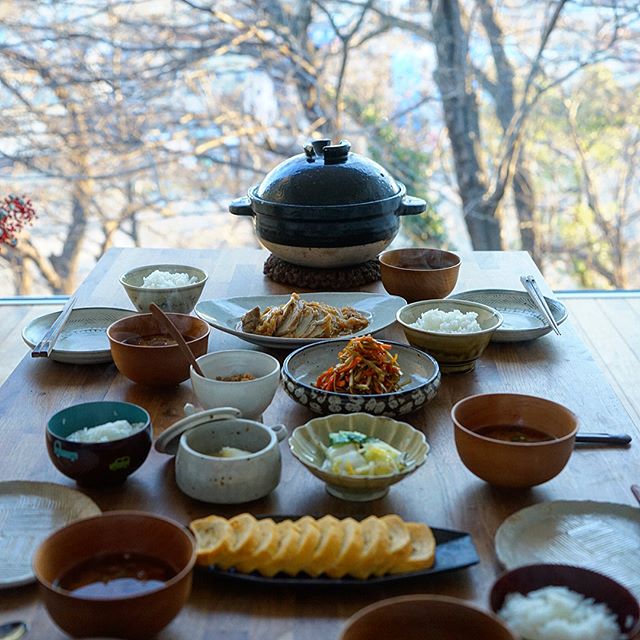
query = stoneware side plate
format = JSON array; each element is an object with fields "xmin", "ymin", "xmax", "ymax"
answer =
[
  {"xmin": 448, "ymin": 289, "xmax": 567, "ymax": 342},
  {"xmin": 495, "ymin": 500, "xmax": 640, "ymax": 598},
  {"xmin": 195, "ymin": 292, "xmax": 406, "ymax": 349},
  {"xmin": 0, "ymin": 480, "xmax": 101, "ymax": 588},
  {"xmin": 22, "ymin": 307, "xmax": 135, "ymax": 364},
  {"xmin": 204, "ymin": 516, "xmax": 478, "ymax": 585}
]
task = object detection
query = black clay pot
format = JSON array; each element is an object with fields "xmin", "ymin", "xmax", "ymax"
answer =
[{"xmin": 229, "ymin": 139, "xmax": 426, "ymax": 268}]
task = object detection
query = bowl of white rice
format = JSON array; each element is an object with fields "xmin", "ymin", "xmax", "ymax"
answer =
[
  {"xmin": 47, "ymin": 400, "xmax": 152, "ymax": 486},
  {"xmin": 490, "ymin": 564, "xmax": 640, "ymax": 640},
  {"xmin": 120, "ymin": 263, "xmax": 208, "ymax": 314},
  {"xmin": 396, "ymin": 299, "xmax": 503, "ymax": 373}
]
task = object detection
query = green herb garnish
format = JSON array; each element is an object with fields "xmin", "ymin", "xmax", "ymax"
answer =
[{"xmin": 328, "ymin": 430, "xmax": 371, "ymax": 446}]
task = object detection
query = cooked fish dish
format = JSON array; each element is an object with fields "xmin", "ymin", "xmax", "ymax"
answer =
[{"xmin": 240, "ymin": 293, "xmax": 369, "ymax": 338}]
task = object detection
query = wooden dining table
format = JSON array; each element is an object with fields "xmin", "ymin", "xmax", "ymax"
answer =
[{"xmin": 1, "ymin": 247, "xmax": 639, "ymax": 639}]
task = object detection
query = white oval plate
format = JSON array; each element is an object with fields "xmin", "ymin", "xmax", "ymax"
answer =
[
  {"xmin": 448, "ymin": 289, "xmax": 567, "ymax": 342},
  {"xmin": 195, "ymin": 292, "xmax": 406, "ymax": 349},
  {"xmin": 495, "ymin": 500, "xmax": 640, "ymax": 598},
  {"xmin": 0, "ymin": 481, "xmax": 101, "ymax": 588},
  {"xmin": 22, "ymin": 307, "xmax": 135, "ymax": 364}
]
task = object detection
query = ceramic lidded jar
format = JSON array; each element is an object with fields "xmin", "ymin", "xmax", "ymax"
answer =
[
  {"xmin": 229, "ymin": 139, "xmax": 427, "ymax": 268},
  {"xmin": 154, "ymin": 407, "xmax": 287, "ymax": 504}
]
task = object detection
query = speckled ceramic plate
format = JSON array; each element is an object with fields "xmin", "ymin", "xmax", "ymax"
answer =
[
  {"xmin": 194, "ymin": 292, "xmax": 406, "ymax": 349},
  {"xmin": 448, "ymin": 289, "xmax": 567, "ymax": 342},
  {"xmin": 204, "ymin": 515, "xmax": 478, "ymax": 585},
  {"xmin": 495, "ymin": 500, "xmax": 640, "ymax": 598},
  {"xmin": 0, "ymin": 481, "xmax": 101, "ymax": 588},
  {"xmin": 22, "ymin": 307, "xmax": 135, "ymax": 364},
  {"xmin": 282, "ymin": 339, "xmax": 440, "ymax": 418}
]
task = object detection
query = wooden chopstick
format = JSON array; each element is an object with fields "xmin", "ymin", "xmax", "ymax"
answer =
[
  {"xmin": 31, "ymin": 295, "xmax": 78, "ymax": 358},
  {"xmin": 520, "ymin": 275, "xmax": 561, "ymax": 336}
]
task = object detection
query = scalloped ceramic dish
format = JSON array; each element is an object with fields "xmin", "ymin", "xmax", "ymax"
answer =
[
  {"xmin": 448, "ymin": 289, "xmax": 568, "ymax": 342},
  {"xmin": 289, "ymin": 413, "xmax": 429, "ymax": 501},
  {"xmin": 282, "ymin": 339, "xmax": 440, "ymax": 418}
]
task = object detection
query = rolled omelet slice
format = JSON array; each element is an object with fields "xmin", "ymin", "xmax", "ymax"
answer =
[
  {"xmin": 213, "ymin": 513, "xmax": 259, "ymax": 570},
  {"xmin": 324, "ymin": 517, "xmax": 364, "ymax": 578},
  {"xmin": 388, "ymin": 522, "xmax": 436, "ymax": 574},
  {"xmin": 347, "ymin": 515, "xmax": 388, "ymax": 579},
  {"xmin": 279, "ymin": 516, "xmax": 321, "ymax": 577},
  {"xmin": 304, "ymin": 515, "xmax": 343, "ymax": 577},
  {"xmin": 254, "ymin": 519, "xmax": 301, "ymax": 577},
  {"xmin": 189, "ymin": 514, "xmax": 232, "ymax": 566},
  {"xmin": 233, "ymin": 518, "xmax": 278, "ymax": 574},
  {"xmin": 372, "ymin": 514, "xmax": 412, "ymax": 576}
]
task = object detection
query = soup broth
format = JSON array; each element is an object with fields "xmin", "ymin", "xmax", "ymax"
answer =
[
  {"xmin": 124, "ymin": 334, "xmax": 178, "ymax": 347},
  {"xmin": 54, "ymin": 551, "xmax": 176, "ymax": 598},
  {"xmin": 475, "ymin": 424, "xmax": 555, "ymax": 443}
]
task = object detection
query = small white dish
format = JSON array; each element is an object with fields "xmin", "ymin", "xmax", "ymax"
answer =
[
  {"xmin": 190, "ymin": 350, "xmax": 280, "ymax": 419},
  {"xmin": 154, "ymin": 407, "xmax": 287, "ymax": 504},
  {"xmin": 22, "ymin": 307, "xmax": 135, "ymax": 364},
  {"xmin": 195, "ymin": 292, "xmax": 406, "ymax": 349}
]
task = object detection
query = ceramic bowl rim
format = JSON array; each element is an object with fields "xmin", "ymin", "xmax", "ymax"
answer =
[
  {"xmin": 282, "ymin": 338, "xmax": 440, "ymax": 400},
  {"xmin": 451, "ymin": 392, "xmax": 579, "ymax": 446},
  {"xmin": 397, "ymin": 299, "xmax": 504, "ymax": 337},
  {"xmin": 191, "ymin": 350, "xmax": 280, "ymax": 384},
  {"xmin": 488, "ymin": 562, "xmax": 640, "ymax": 636},
  {"xmin": 378, "ymin": 247, "xmax": 461, "ymax": 272},
  {"xmin": 288, "ymin": 412, "xmax": 428, "ymax": 480},
  {"xmin": 33, "ymin": 510, "xmax": 197, "ymax": 600},
  {"xmin": 47, "ymin": 400, "xmax": 152, "ymax": 444},
  {"xmin": 119, "ymin": 264, "xmax": 208, "ymax": 291},
  {"xmin": 340, "ymin": 594, "xmax": 516, "ymax": 639},
  {"xmin": 106, "ymin": 313, "xmax": 210, "ymax": 347},
  {"xmin": 178, "ymin": 418, "xmax": 278, "ymax": 461}
]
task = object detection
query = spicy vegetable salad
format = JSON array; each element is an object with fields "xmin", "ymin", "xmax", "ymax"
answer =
[{"xmin": 315, "ymin": 335, "xmax": 403, "ymax": 395}]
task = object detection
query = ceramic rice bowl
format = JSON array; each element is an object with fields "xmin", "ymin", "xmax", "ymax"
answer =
[
  {"xmin": 281, "ymin": 339, "xmax": 440, "ymax": 418},
  {"xmin": 397, "ymin": 299, "xmax": 503, "ymax": 373},
  {"xmin": 289, "ymin": 413, "xmax": 428, "ymax": 501},
  {"xmin": 120, "ymin": 263, "xmax": 208, "ymax": 314}
]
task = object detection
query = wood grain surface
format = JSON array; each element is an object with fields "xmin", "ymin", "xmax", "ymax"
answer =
[{"xmin": 1, "ymin": 248, "xmax": 639, "ymax": 640}]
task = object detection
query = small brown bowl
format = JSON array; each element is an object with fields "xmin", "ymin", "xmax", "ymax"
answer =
[
  {"xmin": 340, "ymin": 595, "xmax": 516, "ymax": 640},
  {"xmin": 490, "ymin": 564, "xmax": 640, "ymax": 639},
  {"xmin": 32, "ymin": 511, "xmax": 196, "ymax": 640},
  {"xmin": 47, "ymin": 401, "xmax": 152, "ymax": 486},
  {"xmin": 379, "ymin": 247, "xmax": 461, "ymax": 302},
  {"xmin": 452, "ymin": 393, "xmax": 578, "ymax": 488},
  {"xmin": 107, "ymin": 313, "xmax": 209, "ymax": 386}
]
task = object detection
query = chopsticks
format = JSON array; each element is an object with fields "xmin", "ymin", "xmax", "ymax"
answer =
[
  {"xmin": 520, "ymin": 275, "xmax": 561, "ymax": 336},
  {"xmin": 31, "ymin": 295, "xmax": 77, "ymax": 358}
]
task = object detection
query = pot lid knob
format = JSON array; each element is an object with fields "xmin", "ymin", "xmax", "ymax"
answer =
[{"xmin": 304, "ymin": 138, "xmax": 351, "ymax": 164}]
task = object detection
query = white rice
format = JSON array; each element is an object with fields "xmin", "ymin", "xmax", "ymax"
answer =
[
  {"xmin": 498, "ymin": 586, "xmax": 623, "ymax": 640},
  {"xmin": 411, "ymin": 308, "xmax": 482, "ymax": 333},
  {"xmin": 141, "ymin": 270, "xmax": 198, "ymax": 288},
  {"xmin": 67, "ymin": 420, "xmax": 146, "ymax": 443}
]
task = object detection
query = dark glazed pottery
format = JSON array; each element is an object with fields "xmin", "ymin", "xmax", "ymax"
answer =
[
  {"xmin": 229, "ymin": 139, "xmax": 427, "ymax": 267},
  {"xmin": 46, "ymin": 401, "xmax": 152, "ymax": 486}
]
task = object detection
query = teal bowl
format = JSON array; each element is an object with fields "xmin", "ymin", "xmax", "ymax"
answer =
[{"xmin": 47, "ymin": 401, "xmax": 152, "ymax": 486}]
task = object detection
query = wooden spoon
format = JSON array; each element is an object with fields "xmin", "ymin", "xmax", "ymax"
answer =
[{"xmin": 148, "ymin": 303, "xmax": 206, "ymax": 377}]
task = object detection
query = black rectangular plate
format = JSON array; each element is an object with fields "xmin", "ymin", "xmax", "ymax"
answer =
[{"xmin": 202, "ymin": 521, "xmax": 479, "ymax": 586}]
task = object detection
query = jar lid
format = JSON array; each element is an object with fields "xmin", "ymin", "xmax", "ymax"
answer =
[
  {"xmin": 154, "ymin": 406, "xmax": 242, "ymax": 456},
  {"xmin": 253, "ymin": 139, "xmax": 401, "ymax": 207}
]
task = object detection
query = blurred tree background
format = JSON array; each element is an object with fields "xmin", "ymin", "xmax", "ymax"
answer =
[{"xmin": 0, "ymin": 0, "xmax": 638, "ymax": 294}]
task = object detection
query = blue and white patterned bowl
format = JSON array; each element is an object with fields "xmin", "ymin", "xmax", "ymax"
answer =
[{"xmin": 281, "ymin": 339, "xmax": 440, "ymax": 418}]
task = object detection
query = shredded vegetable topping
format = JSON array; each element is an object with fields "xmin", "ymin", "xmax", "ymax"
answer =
[{"xmin": 315, "ymin": 335, "xmax": 403, "ymax": 394}]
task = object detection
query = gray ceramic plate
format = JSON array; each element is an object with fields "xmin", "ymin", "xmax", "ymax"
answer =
[
  {"xmin": 195, "ymin": 292, "xmax": 406, "ymax": 349},
  {"xmin": 22, "ymin": 307, "xmax": 135, "ymax": 364},
  {"xmin": 448, "ymin": 289, "xmax": 567, "ymax": 342},
  {"xmin": 495, "ymin": 500, "xmax": 640, "ymax": 598},
  {"xmin": 0, "ymin": 481, "xmax": 101, "ymax": 588},
  {"xmin": 282, "ymin": 339, "xmax": 440, "ymax": 417}
]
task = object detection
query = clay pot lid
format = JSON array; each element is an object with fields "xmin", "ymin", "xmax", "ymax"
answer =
[
  {"xmin": 154, "ymin": 406, "xmax": 241, "ymax": 456},
  {"xmin": 253, "ymin": 139, "xmax": 401, "ymax": 207}
]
